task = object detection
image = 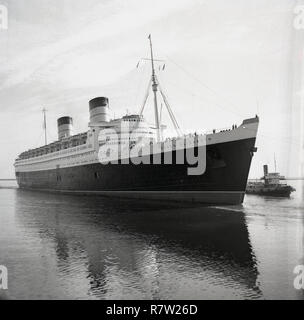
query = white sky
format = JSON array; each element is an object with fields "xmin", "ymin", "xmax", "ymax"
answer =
[{"xmin": 0, "ymin": 0, "xmax": 302, "ymax": 178}]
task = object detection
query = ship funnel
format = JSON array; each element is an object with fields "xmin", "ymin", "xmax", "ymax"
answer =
[
  {"xmin": 58, "ymin": 116, "xmax": 73, "ymax": 140},
  {"xmin": 89, "ymin": 97, "xmax": 110, "ymax": 123},
  {"xmin": 263, "ymin": 165, "xmax": 268, "ymax": 177}
]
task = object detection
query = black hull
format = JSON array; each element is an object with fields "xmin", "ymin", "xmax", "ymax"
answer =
[
  {"xmin": 246, "ymin": 187, "xmax": 294, "ymax": 197},
  {"xmin": 16, "ymin": 138, "xmax": 256, "ymax": 205}
]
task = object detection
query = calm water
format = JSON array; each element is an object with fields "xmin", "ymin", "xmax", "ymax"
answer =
[{"xmin": 0, "ymin": 181, "xmax": 303, "ymax": 300}]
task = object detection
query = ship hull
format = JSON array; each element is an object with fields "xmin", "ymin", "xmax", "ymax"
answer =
[
  {"xmin": 246, "ymin": 186, "xmax": 294, "ymax": 197},
  {"xmin": 16, "ymin": 137, "xmax": 256, "ymax": 205}
]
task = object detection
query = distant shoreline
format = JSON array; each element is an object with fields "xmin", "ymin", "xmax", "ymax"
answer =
[{"xmin": 0, "ymin": 186, "xmax": 17, "ymax": 189}]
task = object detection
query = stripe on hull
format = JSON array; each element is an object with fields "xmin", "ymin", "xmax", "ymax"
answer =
[{"xmin": 19, "ymin": 189, "xmax": 245, "ymax": 205}]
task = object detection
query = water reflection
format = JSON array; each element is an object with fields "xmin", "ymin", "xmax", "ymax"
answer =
[{"xmin": 13, "ymin": 190, "xmax": 261, "ymax": 299}]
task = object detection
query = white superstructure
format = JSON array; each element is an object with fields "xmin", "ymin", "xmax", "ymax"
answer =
[{"xmin": 14, "ymin": 103, "xmax": 259, "ymax": 174}]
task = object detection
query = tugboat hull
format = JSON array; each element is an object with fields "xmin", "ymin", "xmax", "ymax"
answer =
[{"xmin": 246, "ymin": 185, "xmax": 294, "ymax": 197}]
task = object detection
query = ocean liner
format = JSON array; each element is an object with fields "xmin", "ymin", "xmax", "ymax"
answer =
[{"xmin": 14, "ymin": 37, "xmax": 259, "ymax": 205}]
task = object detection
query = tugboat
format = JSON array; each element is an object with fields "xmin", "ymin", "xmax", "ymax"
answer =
[{"xmin": 246, "ymin": 165, "xmax": 295, "ymax": 197}]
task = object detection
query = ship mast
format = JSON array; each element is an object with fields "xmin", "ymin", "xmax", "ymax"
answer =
[
  {"xmin": 148, "ymin": 34, "xmax": 161, "ymax": 142},
  {"xmin": 139, "ymin": 35, "xmax": 182, "ymax": 139},
  {"xmin": 42, "ymin": 108, "xmax": 48, "ymax": 145}
]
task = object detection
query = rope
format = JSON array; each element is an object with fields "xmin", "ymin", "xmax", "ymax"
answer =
[{"xmin": 165, "ymin": 55, "xmax": 246, "ymax": 118}]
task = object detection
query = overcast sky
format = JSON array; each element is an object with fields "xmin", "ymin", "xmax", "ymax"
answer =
[{"xmin": 0, "ymin": 0, "xmax": 302, "ymax": 178}]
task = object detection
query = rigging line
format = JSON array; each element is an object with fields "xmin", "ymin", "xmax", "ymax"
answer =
[
  {"xmin": 159, "ymin": 103, "xmax": 163, "ymax": 129},
  {"xmin": 241, "ymin": 128, "xmax": 303, "ymax": 146},
  {"xmin": 33, "ymin": 131, "xmax": 45, "ymax": 149},
  {"xmin": 165, "ymin": 55, "xmax": 245, "ymax": 118},
  {"xmin": 156, "ymin": 77, "xmax": 180, "ymax": 129},
  {"xmin": 157, "ymin": 80, "xmax": 176, "ymax": 123},
  {"xmin": 159, "ymin": 87, "xmax": 180, "ymax": 131},
  {"xmin": 158, "ymin": 81, "xmax": 182, "ymax": 136},
  {"xmin": 199, "ymin": 123, "xmax": 302, "ymax": 147},
  {"xmin": 46, "ymin": 129, "xmax": 55, "ymax": 143},
  {"xmin": 160, "ymin": 91, "xmax": 180, "ymax": 136},
  {"xmin": 139, "ymin": 78, "xmax": 152, "ymax": 116},
  {"xmin": 134, "ymin": 64, "xmax": 147, "ymax": 109},
  {"xmin": 159, "ymin": 103, "xmax": 164, "ymax": 141},
  {"xmin": 257, "ymin": 133, "xmax": 303, "ymax": 146},
  {"xmin": 161, "ymin": 75, "xmax": 244, "ymax": 118}
]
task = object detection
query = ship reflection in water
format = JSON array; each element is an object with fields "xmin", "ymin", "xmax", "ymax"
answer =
[{"xmin": 0, "ymin": 183, "xmax": 303, "ymax": 300}]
